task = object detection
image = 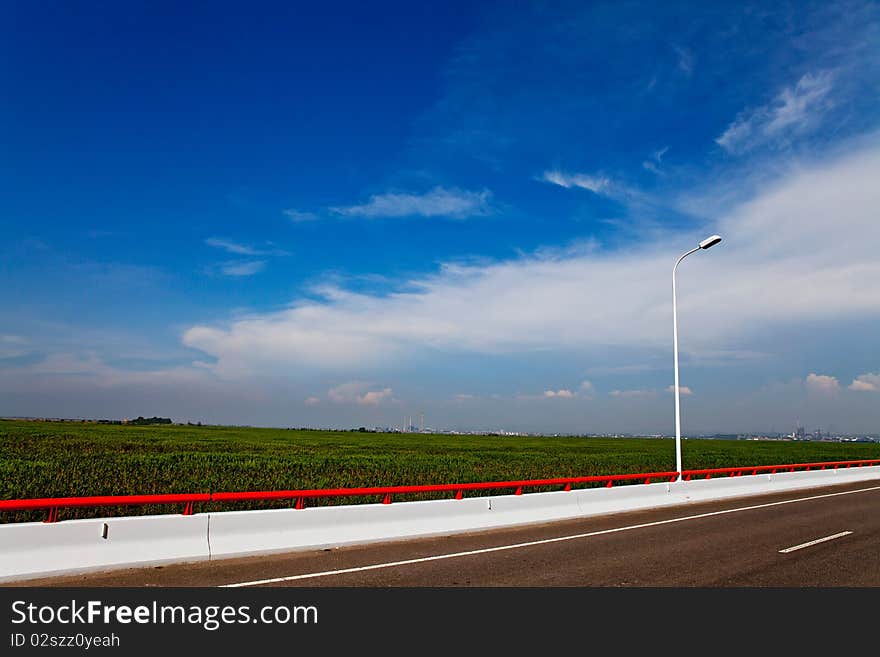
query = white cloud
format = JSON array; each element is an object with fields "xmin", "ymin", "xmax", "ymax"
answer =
[
  {"xmin": 610, "ymin": 389, "xmax": 656, "ymax": 398},
  {"xmin": 283, "ymin": 209, "xmax": 319, "ymax": 222},
  {"xmin": 805, "ymin": 373, "xmax": 840, "ymax": 395},
  {"xmin": 205, "ymin": 238, "xmax": 263, "ymax": 256},
  {"xmin": 674, "ymin": 45, "xmax": 693, "ymax": 76},
  {"xmin": 0, "ymin": 335, "xmax": 29, "ymax": 359},
  {"xmin": 330, "ymin": 187, "xmax": 492, "ymax": 219},
  {"xmin": 716, "ymin": 71, "xmax": 835, "ymax": 154},
  {"xmin": 642, "ymin": 147, "xmax": 668, "ymax": 174},
  {"xmin": 206, "ymin": 237, "xmax": 289, "ymax": 257},
  {"xmin": 304, "ymin": 396, "xmax": 321, "ymax": 406},
  {"xmin": 579, "ymin": 380, "xmax": 596, "ymax": 397},
  {"xmin": 666, "ymin": 385, "xmax": 693, "ymax": 395},
  {"xmin": 220, "ymin": 260, "xmax": 266, "ymax": 277},
  {"xmin": 358, "ymin": 388, "xmax": 393, "ymax": 405},
  {"xmin": 328, "ymin": 382, "xmax": 393, "ymax": 406},
  {"xmin": 544, "ymin": 389, "xmax": 575, "ymax": 398},
  {"xmin": 539, "ymin": 170, "xmax": 611, "ymax": 194},
  {"xmin": 849, "ymin": 373, "xmax": 880, "ymax": 392},
  {"xmin": 183, "ymin": 143, "xmax": 880, "ymax": 379}
]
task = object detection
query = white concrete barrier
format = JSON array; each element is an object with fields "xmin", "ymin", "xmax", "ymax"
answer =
[
  {"xmin": 678, "ymin": 464, "xmax": 880, "ymax": 503},
  {"xmin": 209, "ymin": 489, "xmax": 590, "ymax": 560},
  {"xmin": 480, "ymin": 489, "xmax": 583, "ymax": 525},
  {"xmin": 2, "ymin": 465, "xmax": 879, "ymax": 581},
  {"xmin": 0, "ymin": 513, "xmax": 209, "ymax": 583},
  {"xmin": 208, "ymin": 497, "xmax": 493, "ymax": 559},
  {"xmin": 574, "ymin": 480, "xmax": 687, "ymax": 516}
]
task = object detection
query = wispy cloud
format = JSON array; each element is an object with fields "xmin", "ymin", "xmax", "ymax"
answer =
[
  {"xmin": 304, "ymin": 396, "xmax": 321, "ymax": 406},
  {"xmin": 205, "ymin": 237, "xmax": 289, "ymax": 256},
  {"xmin": 330, "ymin": 187, "xmax": 492, "ymax": 219},
  {"xmin": 0, "ymin": 335, "xmax": 30, "ymax": 359},
  {"xmin": 539, "ymin": 170, "xmax": 611, "ymax": 194},
  {"xmin": 642, "ymin": 147, "xmax": 668, "ymax": 174},
  {"xmin": 220, "ymin": 260, "xmax": 266, "ymax": 277},
  {"xmin": 849, "ymin": 373, "xmax": 880, "ymax": 392},
  {"xmin": 716, "ymin": 71, "xmax": 835, "ymax": 154},
  {"xmin": 283, "ymin": 209, "xmax": 319, "ymax": 223},
  {"xmin": 205, "ymin": 237, "xmax": 263, "ymax": 256},
  {"xmin": 674, "ymin": 45, "xmax": 693, "ymax": 76},
  {"xmin": 666, "ymin": 384, "xmax": 693, "ymax": 396},
  {"xmin": 206, "ymin": 238, "xmax": 288, "ymax": 277}
]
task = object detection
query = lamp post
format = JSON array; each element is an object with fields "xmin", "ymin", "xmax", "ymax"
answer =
[{"xmin": 672, "ymin": 234, "xmax": 722, "ymax": 480}]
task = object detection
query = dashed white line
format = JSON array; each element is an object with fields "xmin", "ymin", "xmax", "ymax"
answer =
[
  {"xmin": 221, "ymin": 483, "xmax": 880, "ymax": 588},
  {"xmin": 779, "ymin": 531, "xmax": 853, "ymax": 554}
]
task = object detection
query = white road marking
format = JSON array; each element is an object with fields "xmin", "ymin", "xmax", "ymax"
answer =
[
  {"xmin": 221, "ymin": 483, "xmax": 880, "ymax": 587},
  {"xmin": 779, "ymin": 531, "xmax": 853, "ymax": 554}
]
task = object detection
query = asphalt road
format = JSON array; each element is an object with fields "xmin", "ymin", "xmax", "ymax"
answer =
[{"xmin": 9, "ymin": 480, "xmax": 880, "ymax": 587}]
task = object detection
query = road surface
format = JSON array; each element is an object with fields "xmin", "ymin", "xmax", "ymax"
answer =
[{"xmin": 8, "ymin": 479, "xmax": 880, "ymax": 587}]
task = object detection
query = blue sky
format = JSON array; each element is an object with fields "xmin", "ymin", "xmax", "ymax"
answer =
[{"xmin": 2, "ymin": 1, "xmax": 879, "ymax": 434}]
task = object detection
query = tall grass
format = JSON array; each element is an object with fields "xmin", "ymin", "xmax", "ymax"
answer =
[{"xmin": 2, "ymin": 419, "xmax": 878, "ymax": 522}]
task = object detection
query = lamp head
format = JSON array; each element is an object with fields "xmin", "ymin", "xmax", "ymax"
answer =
[{"xmin": 699, "ymin": 235, "xmax": 722, "ymax": 250}]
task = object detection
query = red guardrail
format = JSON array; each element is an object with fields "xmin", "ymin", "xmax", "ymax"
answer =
[{"xmin": 2, "ymin": 459, "xmax": 879, "ymax": 523}]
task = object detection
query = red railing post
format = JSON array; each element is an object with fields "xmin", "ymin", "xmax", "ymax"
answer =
[
  {"xmin": 382, "ymin": 493, "xmax": 392, "ymax": 505},
  {"xmin": 605, "ymin": 480, "xmax": 613, "ymax": 488},
  {"xmin": 182, "ymin": 501, "xmax": 194, "ymax": 516},
  {"xmin": 295, "ymin": 497, "xmax": 305, "ymax": 510},
  {"xmin": 44, "ymin": 507, "xmax": 58, "ymax": 523},
  {"xmin": 514, "ymin": 486, "xmax": 523, "ymax": 496}
]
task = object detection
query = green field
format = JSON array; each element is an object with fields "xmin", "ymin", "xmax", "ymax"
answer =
[{"xmin": 2, "ymin": 419, "xmax": 879, "ymax": 522}]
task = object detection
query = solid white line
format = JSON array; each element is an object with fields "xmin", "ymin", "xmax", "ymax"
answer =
[
  {"xmin": 220, "ymin": 483, "xmax": 880, "ymax": 587},
  {"xmin": 778, "ymin": 531, "xmax": 852, "ymax": 554}
]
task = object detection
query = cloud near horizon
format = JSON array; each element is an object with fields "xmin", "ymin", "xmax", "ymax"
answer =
[
  {"xmin": 805, "ymin": 373, "xmax": 840, "ymax": 395},
  {"xmin": 610, "ymin": 389, "xmax": 656, "ymax": 398},
  {"xmin": 327, "ymin": 382, "xmax": 394, "ymax": 406},
  {"xmin": 849, "ymin": 373, "xmax": 880, "ymax": 392},
  {"xmin": 544, "ymin": 389, "xmax": 575, "ymax": 398}
]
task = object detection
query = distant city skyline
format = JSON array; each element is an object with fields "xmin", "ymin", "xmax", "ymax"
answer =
[{"xmin": 1, "ymin": 2, "xmax": 879, "ymax": 434}]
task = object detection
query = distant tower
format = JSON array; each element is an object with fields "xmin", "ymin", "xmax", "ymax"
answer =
[{"xmin": 419, "ymin": 412, "xmax": 425, "ymax": 432}]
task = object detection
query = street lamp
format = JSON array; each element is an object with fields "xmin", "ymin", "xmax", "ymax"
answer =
[{"xmin": 672, "ymin": 234, "xmax": 722, "ymax": 480}]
